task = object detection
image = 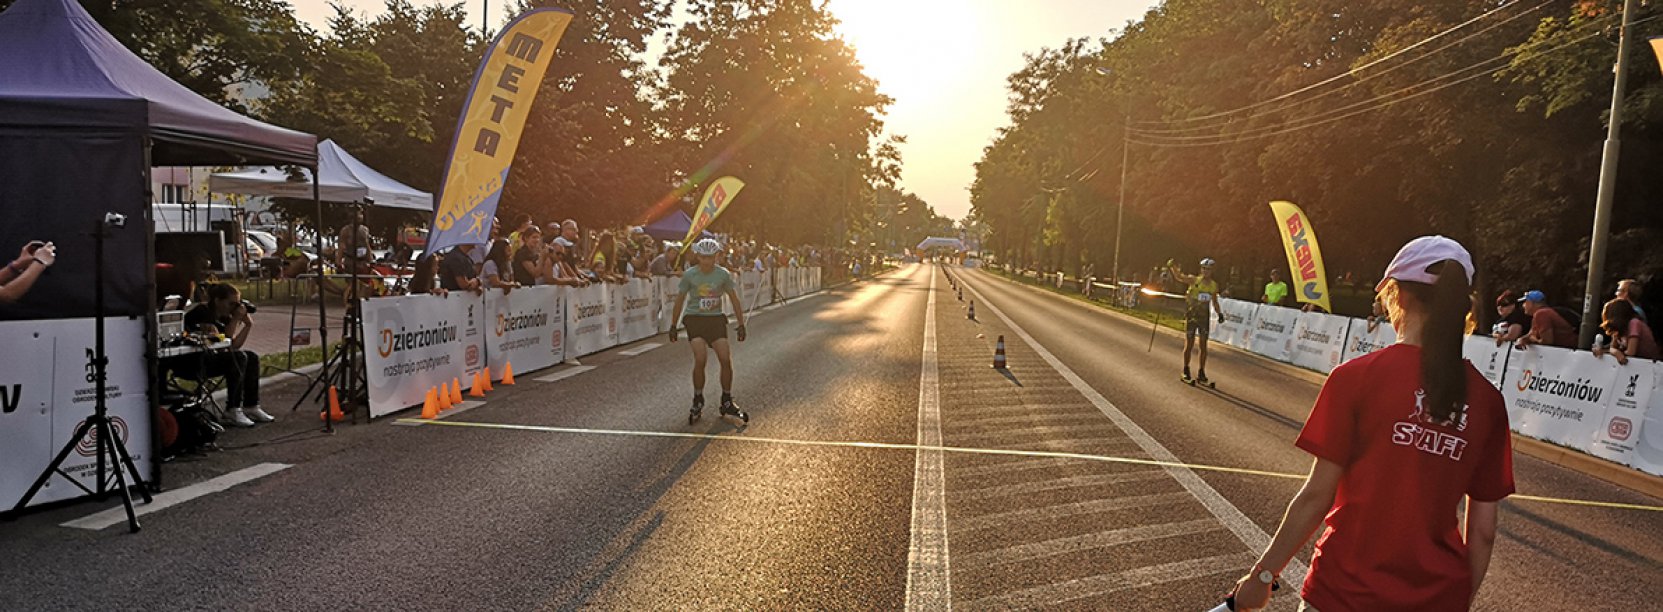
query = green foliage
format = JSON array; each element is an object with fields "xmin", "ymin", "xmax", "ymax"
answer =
[{"xmin": 971, "ymin": 0, "xmax": 1663, "ymax": 313}]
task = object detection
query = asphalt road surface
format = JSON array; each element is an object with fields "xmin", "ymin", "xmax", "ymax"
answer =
[{"xmin": 3, "ymin": 263, "xmax": 1660, "ymax": 610}]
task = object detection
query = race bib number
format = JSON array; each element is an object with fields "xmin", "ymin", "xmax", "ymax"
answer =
[
  {"xmin": 699, "ymin": 297, "xmax": 721, "ymax": 311},
  {"xmin": 1197, "ymin": 292, "xmax": 1213, "ymax": 303}
]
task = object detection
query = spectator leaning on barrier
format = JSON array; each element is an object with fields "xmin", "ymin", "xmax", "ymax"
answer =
[
  {"xmin": 1263, "ymin": 268, "xmax": 1289, "ymax": 306},
  {"xmin": 480, "ymin": 238, "xmax": 517, "ymax": 293},
  {"xmin": 650, "ymin": 244, "xmax": 673, "ymax": 276},
  {"xmin": 512, "ymin": 226, "xmax": 543, "ymax": 286},
  {"xmin": 1594, "ymin": 298, "xmax": 1660, "ymax": 364},
  {"xmin": 1229, "ymin": 235, "xmax": 1512, "ymax": 612},
  {"xmin": 1617, "ymin": 278, "xmax": 1647, "ymax": 324},
  {"xmin": 1515, "ymin": 290, "xmax": 1574, "ymax": 349},
  {"xmin": 439, "ymin": 244, "xmax": 482, "ymax": 294},
  {"xmin": 1491, "ymin": 290, "xmax": 1531, "ymax": 347},
  {"xmin": 409, "ymin": 253, "xmax": 446, "ymax": 297}
]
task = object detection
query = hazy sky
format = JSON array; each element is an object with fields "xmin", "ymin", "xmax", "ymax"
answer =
[{"xmin": 289, "ymin": 1, "xmax": 1160, "ymax": 220}]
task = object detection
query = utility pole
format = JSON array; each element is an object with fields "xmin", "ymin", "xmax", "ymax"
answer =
[
  {"xmin": 482, "ymin": 0, "xmax": 489, "ymax": 39},
  {"xmin": 1578, "ymin": 0, "xmax": 1638, "ymax": 349},
  {"xmin": 1113, "ymin": 115, "xmax": 1129, "ymax": 286}
]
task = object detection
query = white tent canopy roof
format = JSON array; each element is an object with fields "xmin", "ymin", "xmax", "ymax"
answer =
[
  {"xmin": 208, "ymin": 139, "xmax": 431, "ymax": 211},
  {"xmin": 916, "ymin": 237, "xmax": 964, "ymax": 251}
]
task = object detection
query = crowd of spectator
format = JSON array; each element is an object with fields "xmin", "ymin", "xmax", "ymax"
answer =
[{"xmin": 1490, "ymin": 281, "xmax": 1658, "ymax": 363}]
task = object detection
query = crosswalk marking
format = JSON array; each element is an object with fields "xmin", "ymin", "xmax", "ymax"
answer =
[
  {"xmin": 962, "ymin": 552, "xmax": 1252, "ymax": 609},
  {"xmin": 954, "ymin": 470, "xmax": 1169, "ymax": 501},
  {"xmin": 955, "ymin": 517, "xmax": 1221, "ymax": 570},
  {"xmin": 953, "ymin": 491, "xmax": 1197, "ymax": 533},
  {"xmin": 949, "ymin": 423, "xmax": 1119, "ymax": 444}
]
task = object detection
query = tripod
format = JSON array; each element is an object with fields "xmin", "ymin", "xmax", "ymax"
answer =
[
  {"xmin": 10, "ymin": 215, "xmax": 153, "ymax": 532},
  {"xmin": 288, "ymin": 202, "xmax": 369, "ymax": 427}
]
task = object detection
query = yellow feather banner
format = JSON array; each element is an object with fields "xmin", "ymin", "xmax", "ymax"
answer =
[{"xmin": 1269, "ymin": 200, "xmax": 1332, "ymax": 313}]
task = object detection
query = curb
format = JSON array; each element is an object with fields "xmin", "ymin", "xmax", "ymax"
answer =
[{"xmin": 973, "ymin": 267, "xmax": 1663, "ymax": 500}]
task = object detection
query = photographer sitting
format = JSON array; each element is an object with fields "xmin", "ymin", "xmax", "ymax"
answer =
[{"xmin": 185, "ymin": 284, "xmax": 272, "ymax": 428}]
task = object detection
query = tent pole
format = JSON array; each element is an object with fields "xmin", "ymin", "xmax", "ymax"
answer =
[
  {"xmin": 143, "ymin": 140, "xmax": 163, "ymax": 490},
  {"xmin": 313, "ymin": 168, "xmax": 332, "ymax": 434}
]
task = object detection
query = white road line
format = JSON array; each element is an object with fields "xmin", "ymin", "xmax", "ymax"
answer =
[
  {"xmin": 533, "ymin": 365, "xmax": 597, "ymax": 383},
  {"xmin": 955, "ymin": 517, "xmax": 1222, "ymax": 570},
  {"xmin": 946, "ymin": 410, "xmax": 1104, "ymax": 427},
  {"xmin": 951, "ymin": 456, "xmax": 1083, "ymax": 478},
  {"xmin": 960, "ymin": 273, "xmax": 1310, "ymax": 587},
  {"xmin": 954, "ymin": 470, "xmax": 1170, "ymax": 501},
  {"xmin": 61, "ymin": 463, "xmax": 291, "ymax": 530},
  {"xmin": 906, "ymin": 266, "xmax": 951, "ymax": 611},
  {"xmin": 949, "ymin": 424, "xmax": 1120, "ymax": 444},
  {"xmin": 963, "ymin": 551, "xmax": 1252, "ymax": 609},
  {"xmin": 391, "ymin": 400, "xmax": 487, "ymax": 426},
  {"xmin": 955, "ymin": 491, "xmax": 1197, "ymax": 532},
  {"xmin": 617, "ymin": 342, "xmax": 662, "ymax": 356}
]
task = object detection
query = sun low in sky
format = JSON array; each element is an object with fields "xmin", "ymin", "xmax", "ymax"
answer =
[{"xmin": 292, "ymin": 0, "xmax": 1157, "ymax": 220}]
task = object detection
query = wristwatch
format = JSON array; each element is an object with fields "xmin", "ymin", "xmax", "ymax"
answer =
[{"xmin": 1254, "ymin": 564, "xmax": 1277, "ymax": 585}]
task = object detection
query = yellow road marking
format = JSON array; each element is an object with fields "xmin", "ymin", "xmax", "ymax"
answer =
[{"xmin": 398, "ymin": 418, "xmax": 1663, "ymax": 513}]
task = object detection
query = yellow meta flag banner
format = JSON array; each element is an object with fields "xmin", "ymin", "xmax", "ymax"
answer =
[
  {"xmin": 1651, "ymin": 37, "xmax": 1663, "ymax": 76},
  {"xmin": 680, "ymin": 176, "xmax": 745, "ymax": 251},
  {"xmin": 1269, "ymin": 200, "xmax": 1332, "ymax": 313},
  {"xmin": 428, "ymin": 8, "xmax": 573, "ymax": 254}
]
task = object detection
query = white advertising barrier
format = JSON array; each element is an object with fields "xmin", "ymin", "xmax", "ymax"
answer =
[
  {"xmin": 483, "ymin": 286, "xmax": 565, "ymax": 378},
  {"xmin": 1633, "ymin": 362, "xmax": 1663, "ymax": 476},
  {"xmin": 658, "ymin": 276, "xmax": 679, "ymax": 333},
  {"xmin": 1462, "ymin": 335, "xmax": 1510, "ymax": 388},
  {"xmin": 1248, "ymin": 304, "xmax": 1298, "ymax": 363},
  {"xmin": 565, "ymin": 282, "xmax": 616, "ymax": 358},
  {"xmin": 615, "ymin": 278, "xmax": 659, "ymax": 344},
  {"xmin": 1213, "ymin": 298, "xmax": 1258, "ymax": 350},
  {"xmin": 1341, "ymin": 317, "xmax": 1398, "ymax": 364},
  {"xmin": 811, "ymin": 267, "xmax": 822, "ymax": 292},
  {"xmin": 1587, "ymin": 359, "xmax": 1659, "ymax": 469},
  {"xmin": 1500, "ymin": 345, "xmax": 1613, "ymax": 449},
  {"xmin": 1288, "ymin": 311, "xmax": 1351, "ymax": 374},
  {"xmin": 0, "ymin": 318, "xmax": 154, "ymax": 508},
  {"xmin": 362, "ymin": 294, "xmax": 487, "ymax": 418},
  {"xmin": 739, "ymin": 270, "xmax": 764, "ymax": 312}
]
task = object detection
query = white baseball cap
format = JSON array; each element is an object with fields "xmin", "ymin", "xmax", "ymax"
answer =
[{"xmin": 1375, "ymin": 235, "xmax": 1474, "ymax": 292}]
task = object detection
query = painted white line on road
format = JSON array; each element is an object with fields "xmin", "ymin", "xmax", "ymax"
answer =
[
  {"xmin": 61, "ymin": 463, "xmax": 292, "ymax": 531},
  {"xmin": 954, "ymin": 470, "xmax": 1170, "ymax": 502},
  {"xmin": 906, "ymin": 266, "xmax": 951, "ymax": 611},
  {"xmin": 958, "ymin": 274, "xmax": 1312, "ymax": 587},
  {"xmin": 955, "ymin": 491, "xmax": 1197, "ymax": 533},
  {"xmin": 956, "ymin": 517, "xmax": 1222, "ymax": 570},
  {"xmin": 391, "ymin": 400, "xmax": 487, "ymax": 426},
  {"xmin": 533, "ymin": 365, "xmax": 597, "ymax": 383},
  {"xmin": 618, "ymin": 342, "xmax": 662, "ymax": 356}
]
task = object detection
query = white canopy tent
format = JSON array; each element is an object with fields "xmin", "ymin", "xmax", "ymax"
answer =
[
  {"xmin": 916, "ymin": 237, "xmax": 965, "ymax": 251},
  {"xmin": 209, "ymin": 139, "xmax": 431, "ymax": 211}
]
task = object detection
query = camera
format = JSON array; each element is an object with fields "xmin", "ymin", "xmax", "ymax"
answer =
[
  {"xmin": 240, "ymin": 299, "xmax": 258, "ymax": 314},
  {"xmin": 103, "ymin": 212, "xmax": 127, "ymax": 228}
]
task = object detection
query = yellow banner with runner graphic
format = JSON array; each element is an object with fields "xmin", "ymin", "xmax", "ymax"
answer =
[
  {"xmin": 1269, "ymin": 200, "xmax": 1332, "ymax": 314},
  {"xmin": 680, "ymin": 176, "xmax": 746, "ymax": 253},
  {"xmin": 428, "ymin": 8, "xmax": 573, "ymax": 254}
]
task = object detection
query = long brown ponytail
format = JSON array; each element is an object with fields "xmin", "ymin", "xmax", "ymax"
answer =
[{"xmin": 1396, "ymin": 260, "xmax": 1476, "ymax": 424}]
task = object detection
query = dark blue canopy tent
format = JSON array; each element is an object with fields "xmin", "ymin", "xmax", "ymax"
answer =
[
  {"xmin": 642, "ymin": 209, "xmax": 714, "ymax": 242},
  {"xmin": 0, "ymin": 0, "xmax": 317, "ymax": 320}
]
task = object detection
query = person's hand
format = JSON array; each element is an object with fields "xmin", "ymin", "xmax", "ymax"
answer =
[
  {"xmin": 31, "ymin": 243, "xmax": 55, "ymax": 267},
  {"xmin": 735, "ymin": 323, "xmax": 747, "ymax": 342},
  {"xmin": 1217, "ymin": 312, "xmax": 1226, "ymax": 325},
  {"xmin": 18, "ymin": 240, "xmax": 44, "ymax": 263},
  {"xmin": 1593, "ymin": 345, "xmax": 1607, "ymax": 358},
  {"xmin": 668, "ymin": 326, "xmax": 679, "ymax": 343},
  {"xmin": 1228, "ymin": 574, "xmax": 1273, "ymax": 611},
  {"xmin": 1615, "ymin": 351, "xmax": 1629, "ymax": 366}
]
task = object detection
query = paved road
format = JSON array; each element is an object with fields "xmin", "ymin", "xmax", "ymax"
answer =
[{"xmin": 3, "ymin": 263, "xmax": 1659, "ymax": 610}]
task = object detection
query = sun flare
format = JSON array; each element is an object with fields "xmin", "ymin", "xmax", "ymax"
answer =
[{"xmin": 830, "ymin": 0, "xmax": 981, "ymax": 105}]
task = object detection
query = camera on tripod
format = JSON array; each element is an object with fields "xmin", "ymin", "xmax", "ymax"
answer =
[{"xmin": 103, "ymin": 211, "xmax": 127, "ymax": 228}]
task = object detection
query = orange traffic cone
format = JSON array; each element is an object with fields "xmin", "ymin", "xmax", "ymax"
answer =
[
  {"xmin": 450, "ymin": 377, "xmax": 464, "ymax": 405},
  {"xmin": 967, "ymin": 300, "xmax": 976, "ymax": 321},
  {"xmin": 500, "ymin": 361, "xmax": 516, "ymax": 385},
  {"xmin": 481, "ymin": 367, "xmax": 494, "ymax": 392},
  {"xmin": 321, "ymin": 385, "xmax": 346, "ymax": 421},
  {"xmin": 438, "ymin": 382, "xmax": 453, "ymax": 410},
  {"xmin": 421, "ymin": 388, "xmax": 440, "ymax": 419},
  {"xmin": 992, "ymin": 335, "xmax": 1007, "ymax": 370},
  {"xmin": 469, "ymin": 370, "xmax": 486, "ymax": 398}
]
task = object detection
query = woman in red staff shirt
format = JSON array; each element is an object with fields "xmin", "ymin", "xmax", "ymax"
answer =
[{"xmin": 1229, "ymin": 236, "xmax": 1514, "ymax": 612}]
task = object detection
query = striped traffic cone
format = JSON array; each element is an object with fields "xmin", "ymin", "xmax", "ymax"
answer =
[
  {"xmin": 967, "ymin": 300, "xmax": 976, "ymax": 321},
  {"xmin": 993, "ymin": 335, "xmax": 1007, "ymax": 370}
]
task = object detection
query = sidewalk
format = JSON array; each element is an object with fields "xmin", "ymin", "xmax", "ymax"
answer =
[{"xmin": 248, "ymin": 300, "xmax": 348, "ymax": 357}]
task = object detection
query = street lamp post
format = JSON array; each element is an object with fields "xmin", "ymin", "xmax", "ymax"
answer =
[
  {"xmin": 1578, "ymin": 0, "xmax": 1639, "ymax": 349},
  {"xmin": 1113, "ymin": 115, "xmax": 1128, "ymax": 287}
]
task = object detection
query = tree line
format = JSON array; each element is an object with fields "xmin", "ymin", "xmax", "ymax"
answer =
[
  {"xmin": 0, "ymin": 0, "xmax": 944, "ymax": 247},
  {"xmin": 970, "ymin": 0, "xmax": 1663, "ymax": 316}
]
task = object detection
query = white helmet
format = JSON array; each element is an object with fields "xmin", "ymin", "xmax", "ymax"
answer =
[
  {"xmin": 692, "ymin": 238, "xmax": 722, "ymax": 256},
  {"xmin": 1199, "ymin": 257, "xmax": 1216, "ymax": 267}
]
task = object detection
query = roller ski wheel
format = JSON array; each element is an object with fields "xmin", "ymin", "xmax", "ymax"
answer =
[
  {"xmin": 689, "ymin": 396, "xmax": 705, "ymax": 424},
  {"xmin": 1180, "ymin": 374, "xmax": 1195, "ymax": 386},
  {"xmin": 1196, "ymin": 376, "xmax": 1216, "ymax": 389},
  {"xmin": 719, "ymin": 398, "xmax": 749, "ymax": 428}
]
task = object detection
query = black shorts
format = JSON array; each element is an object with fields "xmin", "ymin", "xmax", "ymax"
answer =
[
  {"xmin": 683, "ymin": 314, "xmax": 729, "ymax": 344},
  {"xmin": 1185, "ymin": 312, "xmax": 1211, "ymax": 340}
]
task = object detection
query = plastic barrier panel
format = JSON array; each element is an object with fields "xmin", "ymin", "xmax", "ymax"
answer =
[
  {"xmin": 1214, "ymin": 298, "xmax": 1258, "ymax": 350},
  {"xmin": 1341, "ymin": 317, "xmax": 1398, "ymax": 364},
  {"xmin": 565, "ymin": 282, "xmax": 615, "ymax": 358},
  {"xmin": 361, "ymin": 294, "xmax": 487, "ymax": 418},
  {"xmin": 1248, "ymin": 305, "xmax": 1298, "ymax": 363},
  {"xmin": 1288, "ymin": 311, "xmax": 1351, "ymax": 374},
  {"xmin": 615, "ymin": 278, "xmax": 658, "ymax": 345},
  {"xmin": 484, "ymin": 286, "xmax": 564, "ymax": 377},
  {"xmin": 0, "ymin": 318, "xmax": 153, "ymax": 508},
  {"xmin": 1502, "ymin": 345, "xmax": 1613, "ymax": 449},
  {"xmin": 1462, "ymin": 335, "xmax": 1510, "ymax": 389}
]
